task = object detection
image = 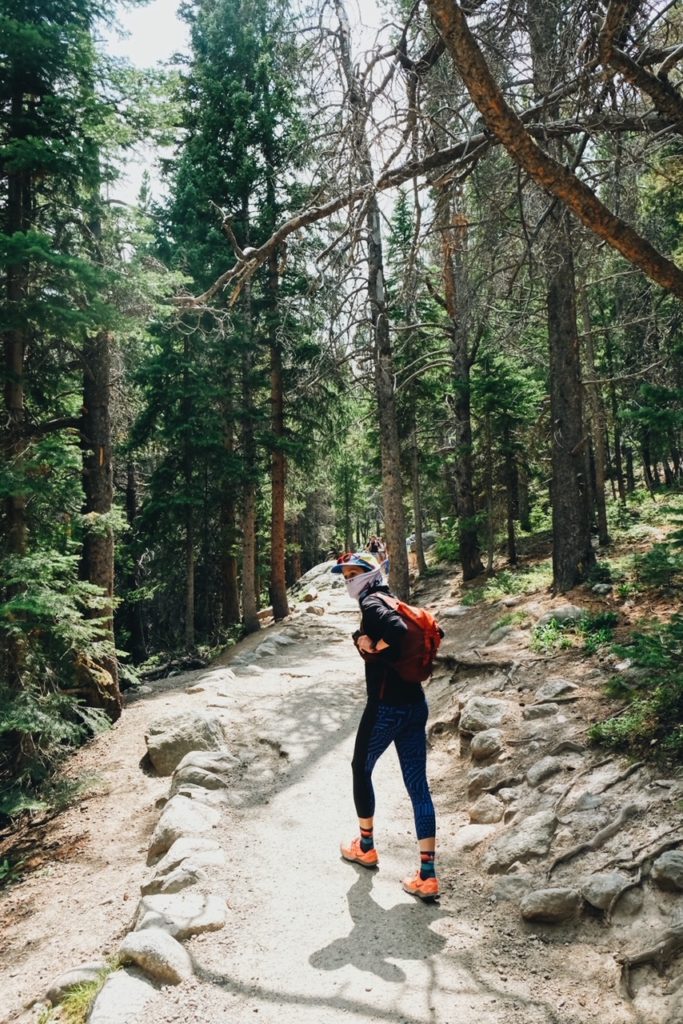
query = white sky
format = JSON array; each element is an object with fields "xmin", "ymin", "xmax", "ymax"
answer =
[{"xmin": 106, "ymin": 0, "xmax": 385, "ymax": 203}]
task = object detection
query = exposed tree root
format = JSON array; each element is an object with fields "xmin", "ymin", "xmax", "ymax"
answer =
[
  {"xmin": 553, "ymin": 757, "xmax": 614, "ymax": 818},
  {"xmin": 548, "ymin": 740, "xmax": 586, "ymax": 757},
  {"xmin": 593, "ymin": 761, "xmax": 645, "ymax": 796},
  {"xmin": 617, "ymin": 922, "xmax": 683, "ymax": 998},
  {"xmin": 604, "ymin": 866, "xmax": 642, "ymax": 925},
  {"xmin": 613, "ymin": 833, "xmax": 683, "ymax": 873},
  {"xmin": 548, "ymin": 803, "xmax": 639, "ymax": 877}
]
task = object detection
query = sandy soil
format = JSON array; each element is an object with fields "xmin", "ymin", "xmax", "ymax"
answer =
[{"xmin": 1, "ymin": 569, "xmax": 681, "ymax": 1024}]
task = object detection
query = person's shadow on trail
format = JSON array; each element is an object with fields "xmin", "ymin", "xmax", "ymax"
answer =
[{"xmin": 309, "ymin": 866, "xmax": 448, "ymax": 983}]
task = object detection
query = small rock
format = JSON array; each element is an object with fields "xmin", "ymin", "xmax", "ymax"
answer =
[
  {"xmin": 467, "ymin": 765, "xmax": 506, "ymax": 799},
  {"xmin": 494, "ymin": 876, "xmax": 532, "ymax": 902},
  {"xmin": 305, "ymin": 604, "xmax": 326, "ymax": 616},
  {"xmin": 185, "ymin": 685, "xmax": 205, "ymax": 694},
  {"xmin": 534, "ymin": 678, "xmax": 578, "ymax": 704},
  {"xmin": 147, "ymin": 796, "xmax": 220, "ymax": 860},
  {"xmin": 302, "ymin": 588, "xmax": 318, "ymax": 602},
  {"xmin": 452, "ymin": 824, "xmax": 497, "ymax": 851},
  {"xmin": 581, "ymin": 872, "xmax": 631, "ymax": 911},
  {"xmin": 119, "ymin": 928, "xmax": 193, "ymax": 984},
  {"xmin": 141, "ymin": 861, "xmax": 209, "ymax": 895},
  {"xmin": 536, "ymin": 604, "xmax": 587, "ymax": 627},
  {"xmin": 523, "ymin": 703, "xmax": 559, "ymax": 720},
  {"xmin": 520, "ymin": 887, "xmax": 582, "ymax": 922},
  {"xmin": 46, "ymin": 962, "xmax": 107, "ymax": 1004},
  {"xmin": 470, "ymin": 729, "xmax": 505, "ymax": 762},
  {"xmin": 470, "ymin": 794, "xmax": 505, "ymax": 824},
  {"xmin": 482, "ymin": 810, "xmax": 556, "ymax": 874},
  {"xmin": 170, "ymin": 750, "xmax": 242, "ymax": 795},
  {"xmin": 486, "ymin": 626, "xmax": 513, "ymax": 646},
  {"xmin": 526, "ymin": 756, "xmax": 565, "ymax": 787},
  {"xmin": 652, "ymin": 851, "xmax": 683, "ymax": 892},
  {"xmin": 460, "ymin": 696, "xmax": 514, "ymax": 734},
  {"xmin": 592, "ymin": 583, "xmax": 612, "ymax": 595}
]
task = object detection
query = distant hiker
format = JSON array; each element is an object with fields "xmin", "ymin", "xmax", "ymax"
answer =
[
  {"xmin": 368, "ymin": 535, "xmax": 381, "ymax": 555},
  {"xmin": 331, "ymin": 551, "xmax": 440, "ymax": 901}
]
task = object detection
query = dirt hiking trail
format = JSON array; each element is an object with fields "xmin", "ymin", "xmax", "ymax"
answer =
[{"xmin": 1, "ymin": 565, "xmax": 682, "ymax": 1024}]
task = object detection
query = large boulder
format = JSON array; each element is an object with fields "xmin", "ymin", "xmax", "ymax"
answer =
[
  {"xmin": 452, "ymin": 824, "xmax": 497, "ymax": 851},
  {"xmin": 482, "ymin": 810, "xmax": 556, "ymax": 874},
  {"xmin": 145, "ymin": 712, "xmax": 227, "ymax": 776}
]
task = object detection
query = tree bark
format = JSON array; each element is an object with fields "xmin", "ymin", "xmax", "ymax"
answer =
[
  {"xmin": 123, "ymin": 461, "xmax": 147, "ymax": 663},
  {"xmin": 182, "ymin": 335, "xmax": 195, "ymax": 649},
  {"xmin": 435, "ymin": 186, "xmax": 484, "ymax": 581},
  {"xmin": 410, "ymin": 425, "xmax": 428, "ymax": 576},
  {"xmin": 526, "ymin": 0, "xmax": 594, "ymax": 591},
  {"xmin": 579, "ymin": 289, "xmax": 610, "ymax": 546},
  {"xmin": 268, "ymin": 254, "xmax": 289, "ymax": 620},
  {"xmin": 81, "ymin": 330, "xmax": 121, "ymax": 717},
  {"xmin": 241, "ymin": 284, "xmax": 260, "ymax": 634}
]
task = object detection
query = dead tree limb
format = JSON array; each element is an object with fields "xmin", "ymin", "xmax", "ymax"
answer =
[{"xmin": 426, "ymin": 0, "xmax": 683, "ymax": 299}]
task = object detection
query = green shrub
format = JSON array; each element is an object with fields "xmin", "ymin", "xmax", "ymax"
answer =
[
  {"xmin": 434, "ymin": 520, "xmax": 460, "ymax": 564},
  {"xmin": 589, "ymin": 612, "xmax": 683, "ymax": 764},
  {"xmin": 530, "ymin": 619, "xmax": 574, "ymax": 653},
  {"xmin": 633, "ymin": 543, "xmax": 683, "ymax": 589}
]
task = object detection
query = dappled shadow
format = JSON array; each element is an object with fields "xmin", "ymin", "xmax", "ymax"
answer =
[{"xmin": 309, "ymin": 867, "xmax": 448, "ymax": 981}]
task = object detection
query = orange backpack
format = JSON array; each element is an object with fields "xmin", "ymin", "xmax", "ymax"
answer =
[{"xmin": 372, "ymin": 593, "xmax": 444, "ymax": 683}]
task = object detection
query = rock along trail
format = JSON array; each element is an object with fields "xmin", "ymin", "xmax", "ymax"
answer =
[{"xmin": 2, "ymin": 564, "xmax": 683, "ymax": 1024}]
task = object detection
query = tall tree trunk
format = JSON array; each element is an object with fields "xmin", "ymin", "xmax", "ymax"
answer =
[
  {"xmin": 503, "ymin": 430, "xmax": 518, "ymax": 565},
  {"xmin": 625, "ymin": 447, "xmax": 635, "ymax": 493},
  {"xmin": 411, "ymin": 425, "xmax": 428, "ymax": 576},
  {"xmin": 182, "ymin": 336, "xmax": 195, "ymax": 648},
  {"xmin": 123, "ymin": 461, "xmax": 147, "ymax": 663},
  {"xmin": 241, "ymin": 285, "xmax": 260, "ymax": 634},
  {"xmin": 81, "ymin": 330, "xmax": 121, "ymax": 717},
  {"xmin": 334, "ymin": 0, "xmax": 409, "ymax": 599},
  {"xmin": 517, "ymin": 463, "xmax": 532, "ymax": 532},
  {"xmin": 527, "ymin": 0, "xmax": 594, "ymax": 591},
  {"xmin": 268, "ymin": 253, "xmax": 289, "ymax": 620},
  {"xmin": 436, "ymin": 186, "xmax": 484, "ymax": 581},
  {"xmin": 2, "ymin": 89, "xmax": 29, "ymax": 697},
  {"xmin": 579, "ymin": 288, "xmax": 610, "ymax": 546}
]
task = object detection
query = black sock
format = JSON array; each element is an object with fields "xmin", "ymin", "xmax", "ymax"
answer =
[
  {"xmin": 360, "ymin": 826, "xmax": 374, "ymax": 852},
  {"xmin": 419, "ymin": 850, "xmax": 436, "ymax": 880}
]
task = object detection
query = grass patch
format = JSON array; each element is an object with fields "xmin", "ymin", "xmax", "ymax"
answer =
[
  {"xmin": 492, "ymin": 610, "xmax": 531, "ymax": 630},
  {"xmin": 529, "ymin": 610, "xmax": 619, "ymax": 655},
  {"xmin": 460, "ymin": 561, "xmax": 552, "ymax": 606},
  {"xmin": 38, "ymin": 962, "xmax": 120, "ymax": 1024}
]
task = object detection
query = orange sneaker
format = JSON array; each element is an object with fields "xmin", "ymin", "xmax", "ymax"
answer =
[
  {"xmin": 402, "ymin": 870, "xmax": 440, "ymax": 901},
  {"xmin": 340, "ymin": 837, "xmax": 379, "ymax": 868}
]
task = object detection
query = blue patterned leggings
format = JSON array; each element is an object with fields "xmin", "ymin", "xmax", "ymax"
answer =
[{"xmin": 351, "ymin": 699, "xmax": 436, "ymax": 840}]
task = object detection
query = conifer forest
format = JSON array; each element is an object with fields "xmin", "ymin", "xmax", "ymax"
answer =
[{"xmin": 3, "ymin": 0, "xmax": 683, "ymax": 809}]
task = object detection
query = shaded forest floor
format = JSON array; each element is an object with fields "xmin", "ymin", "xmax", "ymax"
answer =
[{"xmin": 1, "ymin": 506, "xmax": 683, "ymax": 1024}]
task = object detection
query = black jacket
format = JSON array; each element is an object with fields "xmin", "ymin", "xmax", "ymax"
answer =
[{"xmin": 357, "ymin": 585, "xmax": 425, "ymax": 704}]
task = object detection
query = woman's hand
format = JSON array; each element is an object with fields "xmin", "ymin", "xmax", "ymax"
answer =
[{"xmin": 356, "ymin": 635, "xmax": 390, "ymax": 655}]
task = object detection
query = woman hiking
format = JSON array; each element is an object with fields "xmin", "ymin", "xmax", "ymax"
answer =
[{"xmin": 331, "ymin": 551, "xmax": 439, "ymax": 901}]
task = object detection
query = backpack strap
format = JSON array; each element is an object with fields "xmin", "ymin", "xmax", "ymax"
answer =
[{"xmin": 367, "ymin": 591, "xmax": 399, "ymax": 611}]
